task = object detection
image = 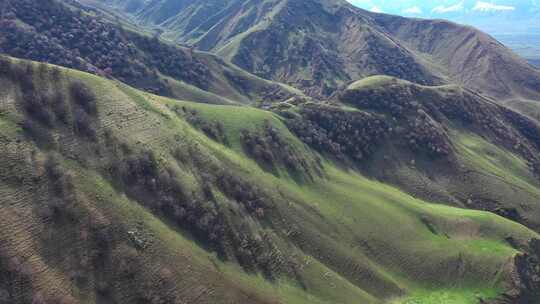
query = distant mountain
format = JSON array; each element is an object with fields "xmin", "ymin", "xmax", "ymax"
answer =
[
  {"xmin": 492, "ymin": 32, "xmax": 540, "ymax": 68},
  {"xmin": 83, "ymin": 0, "xmax": 445, "ymax": 98},
  {"xmin": 84, "ymin": 0, "xmax": 540, "ymax": 105},
  {"xmin": 348, "ymin": 1, "xmax": 540, "ymax": 60}
]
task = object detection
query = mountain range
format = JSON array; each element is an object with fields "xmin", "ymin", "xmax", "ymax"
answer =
[
  {"xmin": 79, "ymin": 0, "xmax": 540, "ymax": 103},
  {"xmin": 1, "ymin": 0, "xmax": 540, "ymax": 303}
]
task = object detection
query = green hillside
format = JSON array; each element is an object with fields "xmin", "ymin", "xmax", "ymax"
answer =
[{"xmin": 1, "ymin": 56, "xmax": 540, "ymax": 303}]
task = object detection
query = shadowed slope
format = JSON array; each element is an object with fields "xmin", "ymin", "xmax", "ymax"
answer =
[{"xmin": 336, "ymin": 76, "xmax": 540, "ymax": 230}]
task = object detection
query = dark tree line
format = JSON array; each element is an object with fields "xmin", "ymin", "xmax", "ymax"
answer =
[
  {"xmin": 340, "ymin": 85, "xmax": 455, "ymax": 158},
  {"xmin": 286, "ymin": 104, "xmax": 388, "ymax": 163},
  {"xmin": 341, "ymin": 82, "xmax": 540, "ymax": 165},
  {"xmin": 0, "ymin": 0, "xmax": 212, "ymax": 96}
]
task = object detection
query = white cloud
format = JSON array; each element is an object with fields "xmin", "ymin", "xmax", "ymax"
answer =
[
  {"xmin": 369, "ymin": 6, "xmax": 384, "ymax": 13},
  {"xmin": 404, "ymin": 6, "xmax": 423, "ymax": 14},
  {"xmin": 432, "ymin": 2, "xmax": 464, "ymax": 14},
  {"xmin": 472, "ymin": 1, "xmax": 516, "ymax": 12}
]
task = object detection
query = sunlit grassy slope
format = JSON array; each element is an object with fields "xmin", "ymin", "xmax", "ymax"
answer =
[{"xmin": 0, "ymin": 58, "xmax": 538, "ymax": 303}]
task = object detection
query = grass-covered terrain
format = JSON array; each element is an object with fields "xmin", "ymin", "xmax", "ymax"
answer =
[
  {"xmin": 341, "ymin": 75, "xmax": 540, "ymax": 231},
  {"xmin": 1, "ymin": 57, "xmax": 540, "ymax": 303}
]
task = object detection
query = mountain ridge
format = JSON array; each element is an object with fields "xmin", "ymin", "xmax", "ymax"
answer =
[{"xmin": 83, "ymin": 0, "xmax": 540, "ymax": 111}]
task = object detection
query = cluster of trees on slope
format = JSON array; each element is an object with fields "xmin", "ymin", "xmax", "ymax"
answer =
[
  {"xmin": 239, "ymin": 120, "xmax": 323, "ymax": 180},
  {"xmin": 339, "ymin": 83, "xmax": 540, "ymax": 174},
  {"xmin": 285, "ymin": 104, "xmax": 389, "ymax": 163},
  {"xmin": 0, "ymin": 0, "xmax": 211, "ymax": 96},
  {"xmin": 172, "ymin": 106, "xmax": 228, "ymax": 145},
  {"xmin": 99, "ymin": 132, "xmax": 299, "ymax": 280},
  {"xmin": 0, "ymin": 58, "xmax": 99, "ymax": 147},
  {"xmin": 171, "ymin": 104, "xmax": 322, "ymax": 181}
]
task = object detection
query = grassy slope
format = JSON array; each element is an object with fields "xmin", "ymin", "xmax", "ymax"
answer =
[
  {"xmin": 1, "ymin": 59, "xmax": 539, "ymax": 304},
  {"xmin": 143, "ymin": 81, "xmax": 538, "ymax": 303},
  {"xmin": 345, "ymin": 76, "xmax": 540, "ymax": 231},
  {"xmin": 125, "ymin": 95, "xmax": 530, "ymax": 304}
]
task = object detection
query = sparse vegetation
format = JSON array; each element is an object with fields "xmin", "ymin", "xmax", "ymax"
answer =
[
  {"xmin": 70, "ymin": 82, "xmax": 97, "ymax": 116},
  {"xmin": 173, "ymin": 106, "xmax": 228, "ymax": 144}
]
